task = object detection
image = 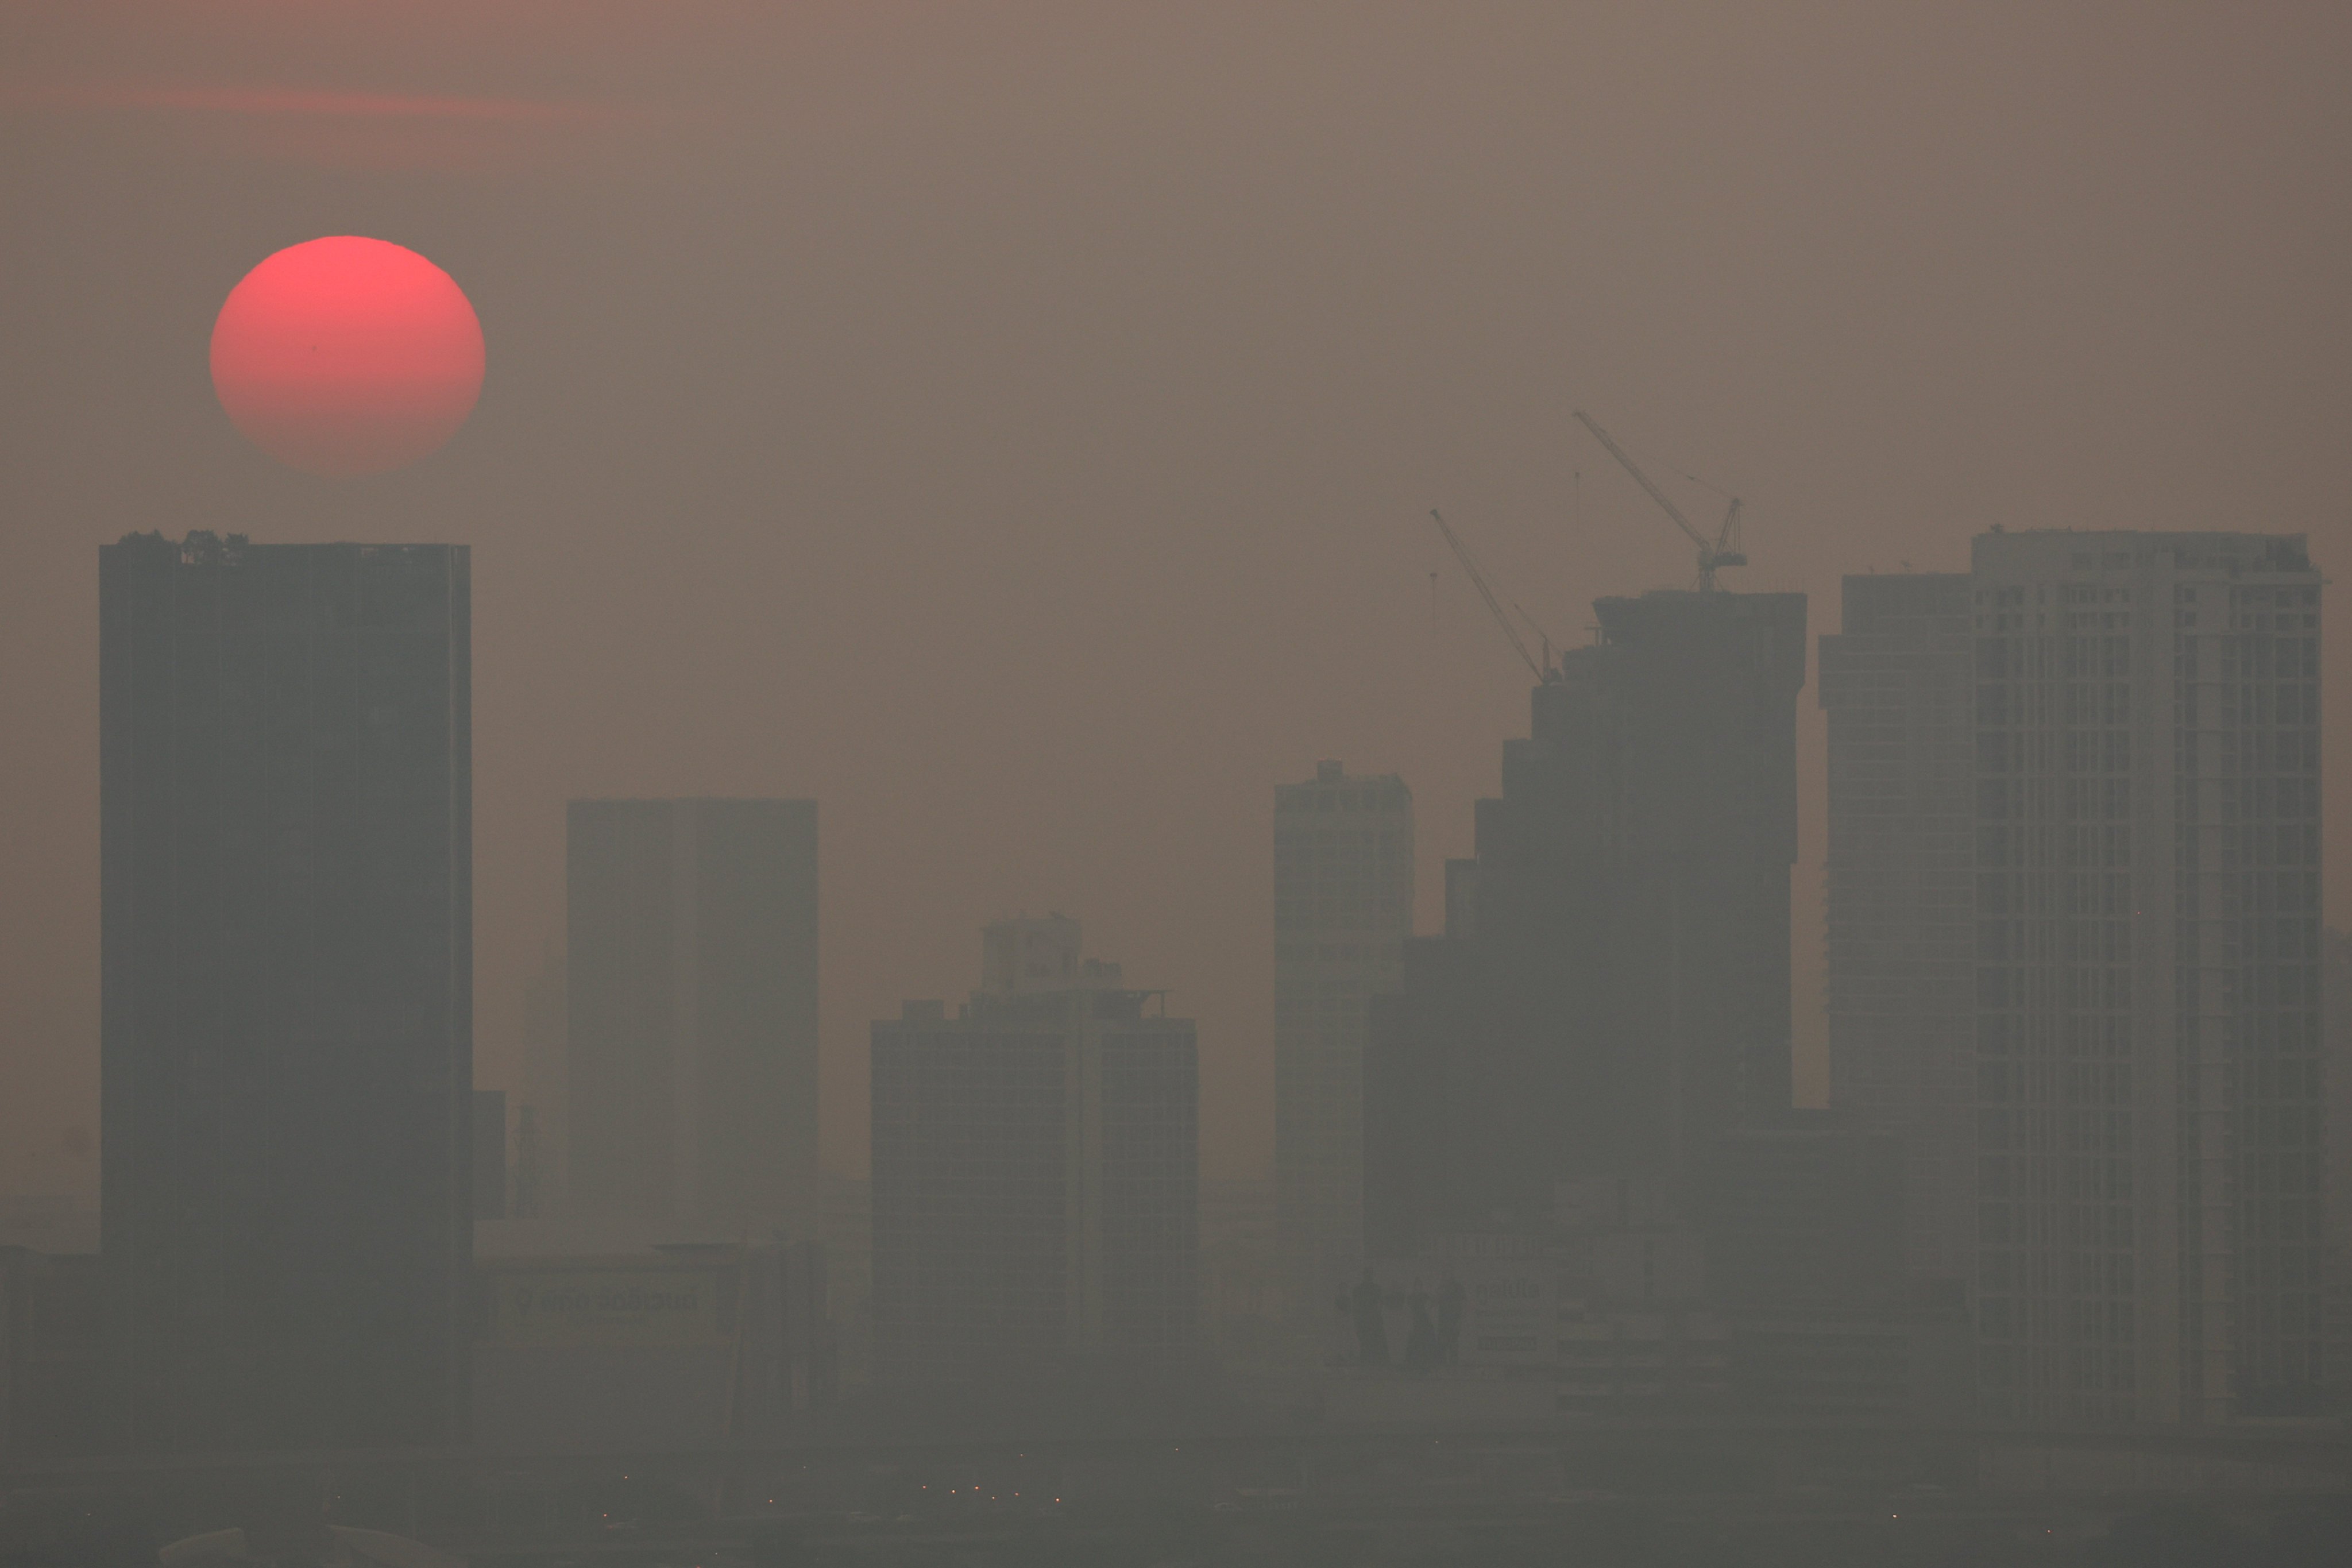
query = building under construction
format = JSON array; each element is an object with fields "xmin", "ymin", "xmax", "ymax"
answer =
[{"xmin": 1368, "ymin": 586, "xmax": 1808, "ymax": 1254}]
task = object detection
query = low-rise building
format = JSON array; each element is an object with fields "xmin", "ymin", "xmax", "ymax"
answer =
[
  {"xmin": 1, "ymin": 1248, "xmax": 106, "ymax": 1459},
  {"xmin": 470, "ymin": 1242, "xmax": 830, "ymax": 1454},
  {"xmin": 870, "ymin": 918, "xmax": 1199, "ymax": 1389}
]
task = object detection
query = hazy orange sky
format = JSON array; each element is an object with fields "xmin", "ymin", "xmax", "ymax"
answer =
[{"xmin": 5, "ymin": 2, "xmax": 2350, "ymax": 1198}]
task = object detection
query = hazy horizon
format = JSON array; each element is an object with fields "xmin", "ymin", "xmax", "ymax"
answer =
[{"xmin": 5, "ymin": 1, "xmax": 2350, "ymax": 1201}]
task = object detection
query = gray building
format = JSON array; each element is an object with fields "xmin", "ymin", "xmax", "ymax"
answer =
[
  {"xmin": 472, "ymin": 1242, "xmax": 830, "ymax": 1453},
  {"xmin": 566, "ymin": 799, "xmax": 818, "ymax": 1242},
  {"xmin": 100, "ymin": 531, "xmax": 473, "ymax": 1453},
  {"xmin": 1972, "ymin": 530, "xmax": 2323, "ymax": 1423},
  {"xmin": 870, "ymin": 918, "xmax": 1198, "ymax": 1388},
  {"xmin": 1818, "ymin": 574, "xmax": 1976, "ymax": 1280},
  {"xmin": 473, "ymin": 1088, "xmax": 508, "ymax": 1222},
  {"xmin": 1581, "ymin": 590, "xmax": 1809, "ymax": 1174},
  {"xmin": 1370, "ymin": 588, "xmax": 1808, "ymax": 1258},
  {"xmin": 1825, "ymin": 531, "xmax": 2326, "ymax": 1423},
  {"xmin": 2325, "ymin": 930, "xmax": 2352, "ymax": 1399},
  {"xmin": 1273, "ymin": 762, "xmax": 1412, "ymax": 1320}
]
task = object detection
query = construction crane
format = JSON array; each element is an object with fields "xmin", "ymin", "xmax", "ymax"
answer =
[
  {"xmin": 1428, "ymin": 509, "xmax": 1551, "ymax": 682},
  {"xmin": 1573, "ymin": 409, "xmax": 1745, "ymax": 591}
]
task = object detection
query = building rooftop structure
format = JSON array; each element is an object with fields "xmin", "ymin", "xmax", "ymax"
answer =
[{"xmin": 871, "ymin": 920, "xmax": 1199, "ymax": 1393}]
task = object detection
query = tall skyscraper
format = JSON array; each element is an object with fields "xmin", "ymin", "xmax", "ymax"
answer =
[
  {"xmin": 2322, "ymin": 929, "xmax": 2352, "ymax": 1399},
  {"xmin": 100, "ymin": 532, "xmax": 472, "ymax": 1453},
  {"xmin": 870, "ymin": 917, "xmax": 1198, "ymax": 1387},
  {"xmin": 1576, "ymin": 590, "xmax": 1808, "ymax": 1169},
  {"xmin": 472, "ymin": 1088, "xmax": 508, "ymax": 1221},
  {"xmin": 1818, "ymin": 573, "xmax": 1976, "ymax": 1280},
  {"xmin": 1971, "ymin": 530, "xmax": 2323, "ymax": 1423},
  {"xmin": 566, "ymin": 798, "xmax": 818, "ymax": 1241},
  {"xmin": 513, "ymin": 948, "xmax": 566, "ymax": 1218},
  {"xmin": 1273, "ymin": 762, "xmax": 1411, "ymax": 1318},
  {"xmin": 1824, "ymin": 531, "xmax": 2326, "ymax": 1423},
  {"xmin": 1369, "ymin": 589, "xmax": 1806, "ymax": 1254}
]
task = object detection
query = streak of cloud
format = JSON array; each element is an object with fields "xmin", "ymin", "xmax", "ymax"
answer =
[
  {"xmin": 3, "ymin": 80, "xmax": 617, "ymax": 122},
  {"xmin": 0, "ymin": 79, "xmax": 644, "ymax": 172}
]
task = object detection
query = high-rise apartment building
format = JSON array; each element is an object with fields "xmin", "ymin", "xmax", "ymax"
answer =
[
  {"xmin": 1818, "ymin": 574, "xmax": 1976, "ymax": 1280},
  {"xmin": 1369, "ymin": 589, "xmax": 1807, "ymax": 1255},
  {"xmin": 473, "ymin": 1088, "xmax": 508, "ymax": 1221},
  {"xmin": 566, "ymin": 798, "xmax": 819, "ymax": 1241},
  {"xmin": 1577, "ymin": 590, "xmax": 1808, "ymax": 1172},
  {"xmin": 2322, "ymin": 930, "xmax": 2352, "ymax": 1399},
  {"xmin": 1273, "ymin": 762, "xmax": 1411, "ymax": 1318},
  {"xmin": 1824, "ymin": 531, "xmax": 2326, "ymax": 1423},
  {"xmin": 1973, "ymin": 530, "xmax": 2323, "ymax": 1423},
  {"xmin": 870, "ymin": 918, "xmax": 1198, "ymax": 1387},
  {"xmin": 100, "ymin": 532, "xmax": 473, "ymax": 1452}
]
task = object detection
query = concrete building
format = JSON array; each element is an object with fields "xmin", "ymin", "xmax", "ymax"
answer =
[
  {"xmin": 2324, "ymin": 930, "xmax": 2352, "ymax": 1400},
  {"xmin": 1698, "ymin": 1113, "xmax": 1906, "ymax": 1312},
  {"xmin": 821, "ymin": 1173, "xmax": 875, "ymax": 1387},
  {"xmin": 473, "ymin": 1089, "xmax": 508, "ymax": 1222},
  {"xmin": 1825, "ymin": 532, "xmax": 2327, "ymax": 1423},
  {"xmin": 1368, "ymin": 588, "xmax": 1807, "ymax": 1256},
  {"xmin": 99, "ymin": 531, "xmax": 473, "ymax": 1452},
  {"xmin": 1971, "ymin": 530, "xmax": 2324, "ymax": 1423},
  {"xmin": 870, "ymin": 920, "xmax": 1198, "ymax": 1388},
  {"xmin": 512, "ymin": 951, "xmax": 565, "ymax": 1219},
  {"xmin": 1201, "ymin": 1177, "xmax": 1280, "ymax": 1362},
  {"xmin": 1817, "ymin": 573, "xmax": 1976, "ymax": 1281},
  {"xmin": 566, "ymin": 798, "xmax": 819, "ymax": 1242},
  {"xmin": 2, "ymin": 1248, "xmax": 105, "ymax": 1460},
  {"xmin": 1273, "ymin": 762, "xmax": 1412, "ymax": 1320},
  {"xmin": 1355, "ymin": 1160, "xmax": 1965, "ymax": 1426},
  {"xmin": 0, "ymin": 1196, "xmax": 97, "ymax": 1257},
  {"xmin": 471, "ymin": 1242, "xmax": 830, "ymax": 1453}
]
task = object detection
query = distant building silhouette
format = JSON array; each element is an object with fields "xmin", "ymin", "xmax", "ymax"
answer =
[
  {"xmin": 1817, "ymin": 573, "xmax": 1976, "ymax": 1281},
  {"xmin": 565, "ymin": 798, "xmax": 818, "ymax": 1242},
  {"xmin": 870, "ymin": 918, "xmax": 1198, "ymax": 1388},
  {"xmin": 1825, "ymin": 531, "xmax": 2326, "ymax": 1423},
  {"xmin": 1273, "ymin": 762, "xmax": 1412, "ymax": 1322},
  {"xmin": 472, "ymin": 1240, "xmax": 830, "ymax": 1452},
  {"xmin": 2324, "ymin": 930, "xmax": 2352, "ymax": 1397},
  {"xmin": 1368, "ymin": 588, "xmax": 1807, "ymax": 1255},
  {"xmin": 513, "ymin": 949, "xmax": 566, "ymax": 1217},
  {"xmin": 472, "ymin": 1089, "xmax": 508, "ymax": 1221},
  {"xmin": 99, "ymin": 532, "xmax": 473, "ymax": 1452}
]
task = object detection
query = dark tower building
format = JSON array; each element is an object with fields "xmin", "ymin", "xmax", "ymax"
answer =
[
  {"xmin": 1823, "ymin": 533, "xmax": 2326, "ymax": 1424},
  {"xmin": 1817, "ymin": 573, "xmax": 1976, "ymax": 1282},
  {"xmin": 566, "ymin": 798, "xmax": 820, "ymax": 1241},
  {"xmin": 870, "ymin": 918, "xmax": 1199, "ymax": 1387},
  {"xmin": 100, "ymin": 531, "xmax": 472, "ymax": 1453},
  {"xmin": 1272, "ymin": 762, "xmax": 1412, "ymax": 1319},
  {"xmin": 1369, "ymin": 589, "xmax": 1806, "ymax": 1254},
  {"xmin": 1969, "ymin": 531, "xmax": 2323, "ymax": 1423}
]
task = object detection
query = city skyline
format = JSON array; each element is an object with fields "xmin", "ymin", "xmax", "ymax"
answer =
[
  {"xmin": 11, "ymin": 6, "xmax": 2352, "ymax": 1554},
  {"xmin": 9, "ymin": 4, "xmax": 2351, "ymax": 1203}
]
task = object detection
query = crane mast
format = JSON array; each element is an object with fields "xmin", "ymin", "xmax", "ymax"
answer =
[{"xmin": 1573, "ymin": 409, "xmax": 1747, "ymax": 591}]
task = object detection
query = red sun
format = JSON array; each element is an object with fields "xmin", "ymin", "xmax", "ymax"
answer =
[{"xmin": 211, "ymin": 235, "xmax": 485, "ymax": 477}]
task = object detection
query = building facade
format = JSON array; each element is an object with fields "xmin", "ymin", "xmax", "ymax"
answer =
[
  {"xmin": 1368, "ymin": 588, "xmax": 1807, "ymax": 1258},
  {"xmin": 870, "ymin": 921, "xmax": 1198, "ymax": 1388},
  {"xmin": 1818, "ymin": 573, "xmax": 1976, "ymax": 1280},
  {"xmin": 1273, "ymin": 763, "xmax": 1412, "ymax": 1320},
  {"xmin": 1824, "ymin": 531, "xmax": 2327, "ymax": 1423},
  {"xmin": 2324, "ymin": 929, "xmax": 2352, "ymax": 1397},
  {"xmin": 566, "ymin": 798, "xmax": 819, "ymax": 1242},
  {"xmin": 1971, "ymin": 530, "xmax": 2324, "ymax": 1423},
  {"xmin": 99, "ymin": 532, "xmax": 473, "ymax": 1452},
  {"xmin": 472, "ymin": 1241, "xmax": 831, "ymax": 1453}
]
